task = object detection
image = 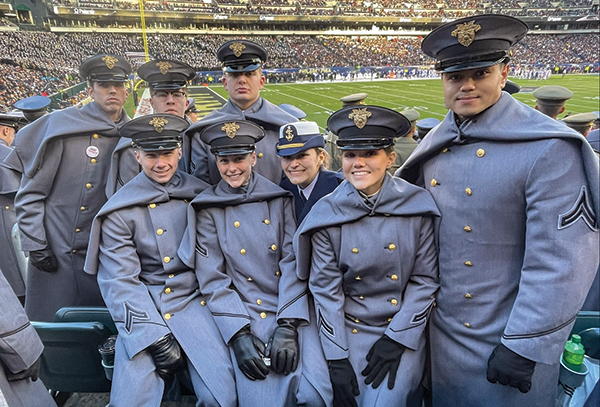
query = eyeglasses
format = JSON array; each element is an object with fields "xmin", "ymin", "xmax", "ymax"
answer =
[{"xmin": 152, "ymin": 91, "xmax": 187, "ymax": 101}]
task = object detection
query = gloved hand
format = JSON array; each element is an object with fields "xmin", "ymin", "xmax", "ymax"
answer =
[
  {"xmin": 5, "ymin": 356, "xmax": 41, "ymax": 382},
  {"xmin": 487, "ymin": 343, "xmax": 536, "ymax": 393},
  {"xmin": 229, "ymin": 326, "xmax": 269, "ymax": 381},
  {"xmin": 266, "ymin": 318, "xmax": 300, "ymax": 375},
  {"xmin": 361, "ymin": 334, "xmax": 405, "ymax": 389},
  {"xmin": 328, "ymin": 358, "xmax": 359, "ymax": 407},
  {"xmin": 147, "ymin": 333, "xmax": 186, "ymax": 381},
  {"xmin": 29, "ymin": 248, "xmax": 58, "ymax": 273}
]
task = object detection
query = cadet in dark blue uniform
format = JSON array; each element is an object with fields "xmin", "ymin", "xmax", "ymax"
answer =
[{"xmin": 276, "ymin": 121, "xmax": 343, "ymax": 225}]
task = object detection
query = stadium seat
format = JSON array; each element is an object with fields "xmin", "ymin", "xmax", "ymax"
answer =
[
  {"xmin": 54, "ymin": 306, "xmax": 117, "ymax": 335},
  {"xmin": 572, "ymin": 311, "xmax": 600, "ymax": 336},
  {"xmin": 31, "ymin": 321, "xmax": 113, "ymax": 394}
]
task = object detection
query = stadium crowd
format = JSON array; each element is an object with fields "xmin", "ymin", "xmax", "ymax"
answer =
[
  {"xmin": 45, "ymin": 0, "xmax": 596, "ymax": 17},
  {"xmin": 0, "ymin": 30, "xmax": 598, "ymax": 111}
]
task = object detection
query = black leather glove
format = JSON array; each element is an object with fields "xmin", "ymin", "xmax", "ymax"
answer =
[
  {"xmin": 147, "ymin": 333, "xmax": 186, "ymax": 381},
  {"xmin": 361, "ymin": 334, "xmax": 405, "ymax": 390},
  {"xmin": 229, "ymin": 326, "xmax": 269, "ymax": 381},
  {"xmin": 487, "ymin": 343, "xmax": 536, "ymax": 393},
  {"xmin": 5, "ymin": 356, "xmax": 41, "ymax": 382},
  {"xmin": 29, "ymin": 248, "xmax": 58, "ymax": 273},
  {"xmin": 328, "ymin": 358, "xmax": 359, "ymax": 407},
  {"xmin": 266, "ymin": 318, "xmax": 300, "ymax": 375}
]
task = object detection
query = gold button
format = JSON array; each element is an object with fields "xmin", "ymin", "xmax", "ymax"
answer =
[
  {"xmin": 257, "ymin": 299, "xmax": 262, "ymax": 305},
  {"xmin": 464, "ymin": 322, "xmax": 471, "ymax": 328},
  {"xmin": 164, "ymin": 313, "xmax": 171, "ymax": 320},
  {"xmin": 442, "ymin": 147, "xmax": 449, "ymax": 153},
  {"xmin": 464, "ymin": 226, "xmax": 472, "ymax": 232},
  {"xmin": 157, "ymin": 229, "xmax": 164, "ymax": 236},
  {"xmin": 149, "ymin": 203, "xmax": 156, "ymax": 209},
  {"xmin": 465, "ymin": 293, "xmax": 472, "ymax": 298},
  {"xmin": 234, "ymin": 221, "xmax": 240, "ymax": 228},
  {"xmin": 163, "ymin": 256, "xmax": 171, "ymax": 263},
  {"xmin": 388, "ymin": 243, "xmax": 396, "ymax": 251},
  {"xmin": 72, "ymin": 249, "xmax": 77, "ymax": 253},
  {"xmin": 80, "ymin": 206, "xmax": 86, "ymax": 211},
  {"xmin": 75, "ymin": 228, "xmax": 81, "ymax": 233},
  {"xmin": 354, "ymin": 318, "xmax": 360, "ymax": 323},
  {"xmin": 391, "ymin": 299, "xmax": 398, "ymax": 306},
  {"xmin": 240, "ymin": 249, "xmax": 246, "ymax": 255},
  {"xmin": 258, "ymin": 152, "xmax": 264, "ymax": 158},
  {"xmin": 275, "ymin": 271, "xmax": 281, "ymax": 277},
  {"xmin": 476, "ymin": 149, "xmax": 485, "ymax": 157},
  {"xmin": 352, "ymin": 329, "xmax": 358, "ymax": 334},
  {"xmin": 355, "ymin": 276, "xmax": 361, "ymax": 280},
  {"xmin": 165, "ymin": 287, "xmax": 171, "ymax": 294},
  {"xmin": 270, "ymin": 244, "xmax": 277, "ymax": 251},
  {"xmin": 201, "ymin": 300, "xmax": 207, "ymax": 306},
  {"xmin": 247, "ymin": 277, "xmax": 253, "ymax": 281},
  {"xmin": 352, "ymin": 248, "xmax": 359, "ymax": 254},
  {"xmin": 90, "ymin": 158, "xmax": 97, "ymax": 164},
  {"xmin": 85, "ymin": 183, "xmax": 92, "ymax": 189},
  {"xmin": 4, "ymin": 206, "xmax": 8, "ymax": 210},
  {"xmin": 93, "ymin": 134, "xmax": 99, "ymax": 139},
  {"xmin": 260, "ymin": 312, "xmax": 267, "ymax": 319},
  {"xmin": 430, "ymin": 179, "xmax": 438, "ymax": 187},
  {"xmin": 168, "ymin": 274, "xmax": 174, "ymax": 278},
  {"xmin": 391, "ymin": 274, "xmax": 398, "ymax": 281},
  {"xmin": 465, "ymin": 188, "xmax": 472, "ymax": 196},
  {"xmin": 464, "ymin": 261, "xmax": 472, "ymax": 267},
  {"xmin": 264, "ymin": 219, "xmax": 270, "ymax": 225},
  {"xmin": 359, "ymin": 295, "xmax": 364, "ymax": 300}
]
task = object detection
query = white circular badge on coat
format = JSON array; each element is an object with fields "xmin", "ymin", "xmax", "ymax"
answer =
[{"xmin": 86, "ymin": 146, "xmax": 100, "ymax": 158}]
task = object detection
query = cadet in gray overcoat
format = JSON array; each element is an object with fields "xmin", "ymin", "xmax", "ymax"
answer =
[
  {"xmin": 295, "ymin": 106, "xmax": 440, "ymax": 407},
  {"xmin": 178, "ymin": 120, "xmax": 332, "ymax": 407},
  {"xmin": 397, "ymin": 15, "xmax": 600, "ymax": 407},
  {"xmin": 0, "ymin": 268, "xmax": 57, "ymax": 407},
  {"xmin": 186, "ymin": 40, "xmax": 297, "ymax": 185},
  {"xmin": 4, "ymin": 54, "xmax": 132, "ymax": 321},
  {"xmin": 0, "ymin": 113, "xmax": 25, "ymax": 301},
  {"xmin": 106, "ymin": 59, "xmax": 196, "ymax": 198},
  {"xmin": 85, "ymin": 114, "xmax": 236, "ymax": 407}
]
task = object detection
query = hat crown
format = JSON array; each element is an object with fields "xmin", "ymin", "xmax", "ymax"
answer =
[
  {"xmin": 201, "ymin": 120, "xmax": 266, "ymax": 155},
  {"xmin": 79, "ymin": 54, "xmax": 131, "ymax": 82},
  {"xmin": 120, "ymin": 113, "xmax": 188, "ymax": 151},
  {"xmin": 217, "ymin": 40, "xmax": 267, "ymax": 72},
  {"xmin": 138, "ymin": 59, "xmax": 196, "ymax": 89}
]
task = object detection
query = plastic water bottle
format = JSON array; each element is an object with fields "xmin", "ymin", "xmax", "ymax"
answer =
[{"xmin": 562, "ymin": 334, "xmax": 585, "ymax": 372}]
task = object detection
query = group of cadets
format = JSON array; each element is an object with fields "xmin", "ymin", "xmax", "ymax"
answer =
[{"xmin": 0, "ymin": 13, "xmax": 598, "ymax": 407}]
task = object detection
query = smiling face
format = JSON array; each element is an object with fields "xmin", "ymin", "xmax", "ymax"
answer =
[
  {"xmin": 280, "ymin": 148, "xmax": 325, "ymax": 189},
  {"xmin": 222, "ymin": 69, "xmax": 265, "ymax": 111},
  {"xmin": 441, "ymin": 63, "xmax": 509, "ymax": 123},
  {"xmin": 216, "ymin": 152, "xmax": 256, "ymax": 188},
  {"xmin": 342, "ymin": 148, "xmax": 395, "ymax": 196},
  {"xmin": 87, "ymin": 81, "xmax": 129, "ymax": 122},
  {"xmin": 135, "ymin": 148, "xmax": 181, "ymax": 184}
]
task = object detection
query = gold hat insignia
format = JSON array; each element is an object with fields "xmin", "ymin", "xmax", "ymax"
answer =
[
  {"xmin": 149, "ymin": 117, "xmax": 168, "ymax": 133},
  {"xmin": 102, "ymin": 55, "xmax": 119, "ymax": 69},
  {"xmin": 222, "ymin": 122, "xmax": 240, "ymax": 138},
  {"xmin": 229, "ymin": 42, "xmax": 246, "ymax": 58},
  {"xmin": 451, "ymin": 20, "xmax": 481, "ymax": 47},
  {"xmin": 285, "ymin": 126, "xmax": 294, "ymax": 141},
  {"xmin": 156, "ymin": 61, "xmax": 172, "ymax": 75},
  {"xmin": 348, "ymin": 108, "xmax": 372, "ymax": 129}
]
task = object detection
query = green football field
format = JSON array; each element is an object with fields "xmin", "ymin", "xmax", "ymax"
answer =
[{"xmin": 204, "ymin": 74, "xmax": 600, "ymax": 130}]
